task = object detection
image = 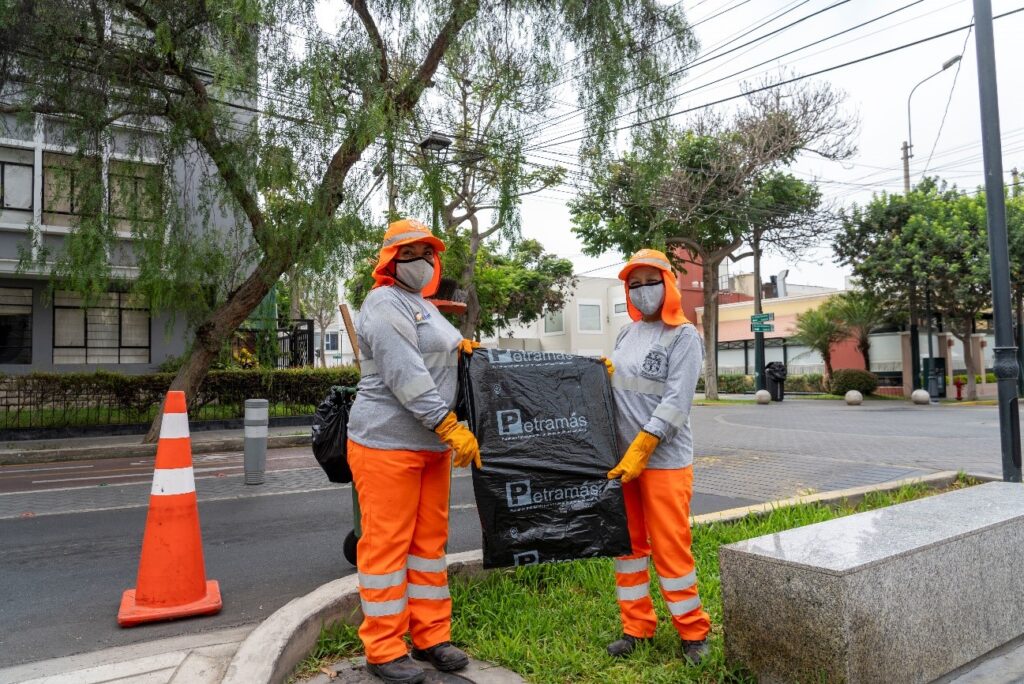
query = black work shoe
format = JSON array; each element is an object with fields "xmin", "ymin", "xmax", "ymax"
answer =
[
  {"xmin": 607, "ymin": 634, "xmax": 652, "ymax": 658},
  {"xmin": 411, "ymin": 641, "xmax": 470, "ymax": 672},
  {"xmin": 366, "ymin": 655, "xmax": 426, "ymax": 683},
  {"xmin": 681, "ymin": 638, "xmax": 709, "ymax": 665}
]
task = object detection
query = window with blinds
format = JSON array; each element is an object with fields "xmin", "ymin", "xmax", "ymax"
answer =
[{"xmin": 53, "ymin": 291, "xmax": 150, "ymax": 364}]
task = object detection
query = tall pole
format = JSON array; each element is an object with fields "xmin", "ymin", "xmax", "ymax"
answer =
[
  {"xmin": 903, "ymin": 143, "xmax": 921, "ymax": 391},
  {"xmin": 972, "ymin": 0, "xmax": 1021, "ymax": 482},
  {"xmin": 753, "ymin": 232, "xmax": 766, "ymax": 392}
]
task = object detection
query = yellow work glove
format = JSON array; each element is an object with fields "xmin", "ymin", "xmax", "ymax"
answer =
[
  {"xmin": 458, "ymin": 339, "xmax": 482, "ymax": 356},
  {"xmin": 608, "ymin": 431, "xmax": 660, "ymax": 483},
  {"xmin": 600, "ymin": 356, "xmax": 615, "ymax": 376},
  {"xmin": 434, "ymin": 412, "xmax": 482, "ymax": 469}
]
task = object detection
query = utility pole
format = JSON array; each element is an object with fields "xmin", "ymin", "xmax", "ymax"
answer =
[
  {"xmin": 972, "ymin": 0, "xmax": 1021, "ymax": 482},
  {"xmin": 902, "ymin": 142, "xmax": 922, "ymax": 390},
  {"xmin": 1014, "ymin": 167, "xmax": 1024, "ymax": 398},
  {"xmin": 752, "ymin": 232, "xmax": 766, "ymax": 392}
]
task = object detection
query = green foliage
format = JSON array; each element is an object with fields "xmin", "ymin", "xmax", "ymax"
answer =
[
  {"xmin": 784, "ymin": 373, "xmax": 827, "ymax": 393},
  {"xmin": 829, "ymin": 369, "xmax": 879, "ymax": 396},
  {"xmin": 791, "ymin": 302, "xmax": 848, "ymax": 376},
  {"xmin": 695, "ymin": 374, "xmax": 827, "ymax": 394}
]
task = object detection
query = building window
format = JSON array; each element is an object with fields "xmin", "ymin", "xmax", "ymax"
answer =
[
  {"xmin": 108, "ymin": 159, "xmax": 162, "ymax": 225},
  {"xmin": 543, "ymin": 309, "xmax": 564, "ymax": 335},
  {"xmin": 53, "ymin": 291, "xmax": 150, "ymax": 364},
  {"xmin": 578, "ymin": 302, "xmax": 602, "ymax": 333},
  {"xmin": 0, "ymin": 287, "xmax": 32, "ymax": 364},
  {"xmin": 43, "ymin": 152, "xmax": 101, "ymax": 226},
  {"xmin": 0, "ymin": 146, "xmax": 34, "ymax": 220},
  {"xmin": 613, "ymin": 301, "xmax": 628, "ymax": 315},
  {"xmin": 325, "ymin": 332, "xmax": 339, "ymax": 351}
]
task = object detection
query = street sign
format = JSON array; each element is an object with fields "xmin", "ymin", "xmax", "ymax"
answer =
[
  {"xmin": 751, "ymin": 312, "xmax": 775, "ymax": 323},
  {"xmin": 750, "ymin": 323, "xmax": 775, "ymax": 333}
]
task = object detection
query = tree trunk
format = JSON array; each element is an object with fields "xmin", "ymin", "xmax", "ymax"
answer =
[
  {"xmin": 320, "ymin": 334, "xmax": 327, "ymax": 368},
  {"xmin": 144, "ymin": 260, "xmax": 280, "ymax": 442},
  {"xmin": 289, "ymin": 269, "xmax": 301, "ymax": 321},
  {"xmin": 860, "ymin": 335, "xmax": 871, "ymax": 370},
  {"xmin": 824, "ymin": 354, "xmax": 834, "ymax": 379},
  {"xmin": 458, "ymin": 223, "xmax": 482, "ymax": 339},
  {"xmin": 701, "ymin": 258, "xmax": 720, "ymax": 400}
]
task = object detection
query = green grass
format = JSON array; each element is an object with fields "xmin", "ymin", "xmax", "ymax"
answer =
[
  {"xmin": 296, "ymin": 474, "xmax": 979, "ymax": 683},
  {"xmin": 787, "ymin": 393, "xmax": 903, "ymax": 401}
]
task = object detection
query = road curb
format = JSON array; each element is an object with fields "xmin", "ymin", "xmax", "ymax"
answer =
[
  {"xmin": 221, "ymin": 550, "xmax": 485, "ymax": 684},
  {"xmin": 0, "ymin": 434, "xmax": 310, "ymax": 466},
  {"xmin": 223, "ymin": 471, "xmax": 990, "ymax": 683}
]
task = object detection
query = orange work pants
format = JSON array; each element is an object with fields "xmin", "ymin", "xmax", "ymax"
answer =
[
  {"xmin": 614, "ymin": 466, "xmax": 711, "ymax": 641},
  {"xmin": 348, "ymin": 439, "xmax": 452, "ymax": 664}
]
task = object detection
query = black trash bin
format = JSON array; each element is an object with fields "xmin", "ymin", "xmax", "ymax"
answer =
[{"xmin": 765, "ymin": 361, "xmax": 787, "ymax": 402}]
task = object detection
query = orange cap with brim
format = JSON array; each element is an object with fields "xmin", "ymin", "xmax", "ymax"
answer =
[
  {"xmin": 618, "ymin": 248, "xmax": 689, "ymax": 326},
  {"xmin": 372, "ymin": 218, "xmax": 446, "ymax": 297}
]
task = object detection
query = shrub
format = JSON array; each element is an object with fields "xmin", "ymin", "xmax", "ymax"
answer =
[
  {"xmin": 785, "ymin": 374, "xmax": 827, "ymax": 393},
  {"xmin": 829, "ymin": 369, "xmax": 879, "ymax": 396},
  {"xmin": 950, "ymin": 373, "xmax": 997, "ymax": 385}
]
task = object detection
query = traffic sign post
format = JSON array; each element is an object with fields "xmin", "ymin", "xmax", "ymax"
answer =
[
  {"xmin": 750, "ymin": 312, "xmax": 775, "ymax": 323},
  {"xmin": 751, "ymin": 323, "xmax": 774, "ymax": 333}
]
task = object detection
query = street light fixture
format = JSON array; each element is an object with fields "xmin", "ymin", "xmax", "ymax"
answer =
[
  {"xmin": 419, "ymin": 132, "xmax": 452, "ymax": 230},
  {"xmin": 901, "ymin": 54, "xmax": 962, "ymax": 399}
]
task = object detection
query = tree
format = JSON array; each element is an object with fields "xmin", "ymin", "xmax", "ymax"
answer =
[
  {"xmin": 831, "ymin": 290, "xmax": 885, "ymax": 370},
  {"xmin": 836, "ymin": 180, "xmax": 992, "ymax": 400},
  {"xmin": 792, "ymin": 302, "xmax": 847, "ymax": 379},
  {"xmin": 302, "ymin": 271, "xmax": 341, "ymax": 368},
  {"xmin": 571, "ymin": 77, "xmax": 855, "ymax": 398},
  {"xmin": 1, "ymin": 0, "xmax": 697, "ymax": 441},
  {"xmin": 345, "ymin": 237, "xmax": 575, "ymax": 339}
]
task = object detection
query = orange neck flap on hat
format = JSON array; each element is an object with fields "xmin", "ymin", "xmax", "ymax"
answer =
[
  {"xmin": 621, "ymin": 266, "xmax": 689, "ymax": 327},
  {"xmin": 372, "ymin": 249, "xmax": 443, "ymax": 298},
  {"xmin": 371, "ymin": 219, "xmax": 446, "ymax": 297}
]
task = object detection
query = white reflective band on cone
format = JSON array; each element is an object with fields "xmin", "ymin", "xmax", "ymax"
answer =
[
  {"xmin": 359, "ymin": 569, "xmax": 406, "ymax": 589},
  {"xmin": 361, "ymin": 596, "xmax": 407, "ymax": 617},
  {"xmin": 407, "ymin": 554, "xmax": 447, "ymax": 572},
  {"xmin": 666, "ymin": 596, "xmax": 702, "ymax": 616},
  {"xmin": 615, "ymin": 557, "xmax": 650, "ymax": 574},
  {"xmin": 151, "ymin": 467, "xmax": 195, "ymax": 495},
  {"xmin": 160, "ymin": 412, "xmax": 190, "ymax": 439},
  {"xmin": 408, "ymin": 584, "xmax": 451, "ymax": 600},
  {"xmin": 616, "ymin": 583, "xmax": 650, "ymax": 601},
  {"xmin": 658, "ymin": 570, "xmax": 697, "ymax": 592}
]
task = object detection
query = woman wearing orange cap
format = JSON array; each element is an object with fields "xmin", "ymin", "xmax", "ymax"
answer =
[
  {"xmin": 347, "ymin": 218, "xmax": 480, "ymax": 684},
  {"xmin": 604, "ymin": 248, "xmax": 712, "ymax": 664}
]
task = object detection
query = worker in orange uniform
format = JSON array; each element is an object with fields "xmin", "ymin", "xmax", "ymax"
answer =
[
  {"xmin": 346, "ymin": 218, "xmax": 481, "ymax": 684},
  {"xmin": 605, "ymin": 248, "xmax": 712, "ymax": 664}
]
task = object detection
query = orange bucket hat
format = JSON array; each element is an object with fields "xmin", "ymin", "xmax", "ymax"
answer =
[
  {"xmin": 371, "ymin": 218, "xmax": 446, "ymax": 297},
  {"xmin": 618, "ymin": 248, "xmax": 689, "ymax": 326}
]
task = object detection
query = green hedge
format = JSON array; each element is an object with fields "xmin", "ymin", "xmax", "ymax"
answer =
[
  {"xmin": 949, "ymin": 373, "xmax": 997, "ymax": 385},
  {"xmin": 697, "ymin": 373, "xmax": 827, "ymax": 394},
  {"xmin": 0, "ymin": 367, "xmax": 361, "ymax": 429},
  {"xmin": 829, "ymin": 369, "xmax": 880, "ymax": 396}
]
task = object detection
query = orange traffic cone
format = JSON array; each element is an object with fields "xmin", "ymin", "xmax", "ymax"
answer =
[{"xmin": 118, "ymin": 391, "xmax": 222, "ymax": 627}]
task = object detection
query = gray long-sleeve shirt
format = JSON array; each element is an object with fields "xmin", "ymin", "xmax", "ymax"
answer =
[
  {"xmin": 347, "ymin": 285, "xmax": 462, "ymax": 452},
  {"xmin": 610, "ymin": 321, "xmax": 704, "ymax": 469}
]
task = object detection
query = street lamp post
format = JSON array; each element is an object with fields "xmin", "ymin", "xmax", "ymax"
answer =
[
  {"xmin": 971, "ymin": 0, "xmax": 1022, "ymax": 482},
  {"xmin": 904, "ymin": 54, "xmax": 962, "ymax": 397},
  {"xmin": 419, "ymin": 131, "xmax": 453, "ymax": 230}
]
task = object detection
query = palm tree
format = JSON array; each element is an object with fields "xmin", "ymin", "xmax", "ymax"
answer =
[
  {"xmin": 831, "ymin": 291, "xmax": 885, "ymax": 370},
  {"xmin": 792, "ymin": 304, "xmax": 848, "ymax": 378}
]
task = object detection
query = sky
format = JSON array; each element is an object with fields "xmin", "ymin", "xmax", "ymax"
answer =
[{"xmin": 512, "ymin": 0, "xmax": 1024, "ymax": 289}]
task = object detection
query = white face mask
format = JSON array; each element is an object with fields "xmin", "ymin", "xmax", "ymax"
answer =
[
  {"xmin": 629, "ymin": 282, "xmax": 665, "ymax": 316},
  {"xmin": 394, "ymin": 257, "xmax": 434, "ymax": 291}
]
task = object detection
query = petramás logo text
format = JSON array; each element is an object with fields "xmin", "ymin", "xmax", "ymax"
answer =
[
  {"xmin": 496, "ymin": 408, "xmax": 588, "ymax": 439},
  {"xmin": 487, "ymin": 349, "xmax": 574, "ymax": 365},
  {"xmin": 505, "ymin": 479, "xmax": 603, "ymax": 510}
]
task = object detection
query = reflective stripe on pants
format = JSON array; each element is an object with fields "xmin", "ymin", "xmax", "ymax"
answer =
[
  {"xmin": 348, "ymin": 439, "xmax": 453, "ymax": 664},
  {"xmin": 614, "ymin": 466, "xmax": 711, "ymax": 641}
]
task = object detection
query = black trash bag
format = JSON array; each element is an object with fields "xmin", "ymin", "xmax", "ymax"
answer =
[
  {"xmin": 459, "ymin": 349, "xmax": 631, "ymax": 569},
  {"xmin": 311, "ymin": 386, "xmax": 354, "ymax": 484}
]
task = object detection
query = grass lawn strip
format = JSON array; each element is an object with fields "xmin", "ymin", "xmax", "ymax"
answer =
[{"xmin": 296, "ymin": 474, "xmax": 979, "ymax": 683}]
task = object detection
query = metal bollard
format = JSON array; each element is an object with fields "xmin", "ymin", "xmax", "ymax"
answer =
[{"xmin": 244, "ymin": 399, "xmax": 269, "ymax": 485}]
